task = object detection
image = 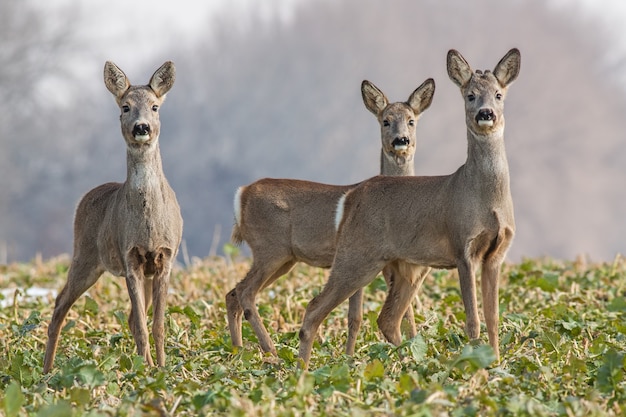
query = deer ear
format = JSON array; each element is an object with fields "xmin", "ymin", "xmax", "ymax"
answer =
[
  {"xmin": 104, "ymin": 61, "xmax": 130, "ymax": 99},
  {"xmin": 493, "ymin": 48, "xmax": 521, "ymax": 87},
  {"xmin": 149, "ymin": 61, "xmax": 176, "ymax": 97},
  {"xmin": 447, "ymin": 50, "xmax": 472, "ymax": 88},
  {"xmin": 361, "ymin": 80, "xmax": 388, "ymax": 116},
  {"xmin": 407, "ymin": 78, "xmax": 435, "ymax": 114}
]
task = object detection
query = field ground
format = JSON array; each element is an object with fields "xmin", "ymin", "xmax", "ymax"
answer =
[{"xmin": 0, "ymin": 252, "xmax": 625, "ymax": 416}]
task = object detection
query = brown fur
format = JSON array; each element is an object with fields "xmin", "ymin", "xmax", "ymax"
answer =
[
  {"xmin": 226, "ymin": 79, "xmax": 435, "ymax": 355},
  {"xmin": 298, "ymin": 49, "xmax": 520, "ymax": 369},
  {"xmin": 43, "ymin": 61, "xmax": 183, "ymax": 373}
]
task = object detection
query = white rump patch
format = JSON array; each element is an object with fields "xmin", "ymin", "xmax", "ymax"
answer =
[
  {"xmin": 334, "ymin": 193, "xmax": 347, "ymax": 231},
  {"xmin": 234, "ymin": 187, "xmax": 244, "ymax": 226},
  {"xmin": 477, "ymin": 120, "xmax": 494, "ymax": 127}
]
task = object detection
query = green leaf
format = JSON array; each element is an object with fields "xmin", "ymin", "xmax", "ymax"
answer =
[
  {"xmin": 69, "ymin": 387, "xmax": 91, "ymax": 406},
  {"xmin": 534, "ymin": 272, "xmax": 559, "ymax": 292},
  {"xmin": 607, "ymin": 296, "xmax": 626, "ymax": 312},
  {"xmin": 596, "ymin": 349, "xmax": 625, "ymax": 394},
  {"xmin": 451, "ymin": 344, "xmax": 496, "ymax": 372},
  {"xmin": 35, "ymin": 401, "xmax": 73, "ymax": 417},
  {"xmin": 397, "ymin": 373, "xmax": 416, "ymax": 395},
  {"xmin": 363, "ymin": 359, "xmax": 384, "ymax": 381},
  {"xmin": 183, "ymin": 305, "xmax": 201, "ymax": 326},
  {"xmin": 77, "ymin": 364, "xmax": 105, "ymax": 388},
  {"xmin": 3, "ymin": 381, "xmax": 24, "ymax": 417},
  {"xmin": 408, "ymin": 334, "xmax": 428, "ymax": 362},
  {"xmin": 82, "ymin": 296, "xmax": 99, "ymax": 316}
]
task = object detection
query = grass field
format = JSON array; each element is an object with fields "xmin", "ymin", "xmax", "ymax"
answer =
[{"xmin": 0, "ymin": 252, "xmax": 625, "ymax": 416}]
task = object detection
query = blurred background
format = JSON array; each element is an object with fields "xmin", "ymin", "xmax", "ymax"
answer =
[{"xmin": 1, "ymin": 0, "xmax": 625, "ymax": 264}]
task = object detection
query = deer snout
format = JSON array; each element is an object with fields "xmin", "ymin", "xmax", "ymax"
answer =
[
  {"xmin": 391, "ymin": 137, "xmax": 410, "ymax": 151},
  {"xmin": 476, "ymin": 109, "xmax": 496, "ymax": 127},
  {"xmin": 132, "ymin": 123, "xmax": 151, "ymax": 141}
]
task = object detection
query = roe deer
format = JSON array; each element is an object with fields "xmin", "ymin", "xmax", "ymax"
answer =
[
  {"xmin": 226, "ymin": 78, "xmax": 435, "ymax": 356},
  {"xmin": 298, "ymin": 48, "xmax": 520, "ymax": 369},
  {"xmin": 43, "ymin": 61, "xmax": 183, "ymax": 373}
]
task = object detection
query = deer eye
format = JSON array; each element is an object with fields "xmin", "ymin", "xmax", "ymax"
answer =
[
  {"xmin": 408, "ymin": 120, "xmax": 415, "ymax": 126},
  {"xmin": 467, "ymin": 94, "xmax": 475, "ymax": 102},
  {"xmin": 152, "ymin": 105, "xmax": 159, "ymax": 112},
  {"xmin": 122, "ymin": 105, "xmax": 130, "ymax": 113},
  {"xmin": 383, "ymin": 120, "xmax": 390, "ymax": 127},
  {"xmin": 495, "ymin": 93, "xmax": 503, "ymax": 100}
]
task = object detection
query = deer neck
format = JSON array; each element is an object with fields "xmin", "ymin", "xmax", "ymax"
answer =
[
  {"xmin": 380, "ymin": 150, "xmax": 415, "ymax": 176},
  {"xmin": 462, "ymin": 129, "xmax": 510, "ymax": 195},
  {"xmin": 126, "ymin": 143, "xmax": 166, "ymax": 195}
]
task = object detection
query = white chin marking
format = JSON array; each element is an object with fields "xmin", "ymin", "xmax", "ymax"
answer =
[
  {"xmin": 134, "ymin": 135, "xmax": 150, "ymax": 142},
  {"xmin": 478, "ymin": 120, "xmax": 494, "ymax": 127},
  {"xmin": 394, "ymin": 144, "xmax": 408, "ymax": 151}
]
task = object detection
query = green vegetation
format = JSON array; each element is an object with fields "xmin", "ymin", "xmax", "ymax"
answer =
[{"xmin": 0, "ymin": 254, "xmax": 625, "ymax": 416}]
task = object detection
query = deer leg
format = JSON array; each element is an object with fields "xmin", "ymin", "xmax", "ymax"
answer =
[
  {"xmin": 43, "ymin": 258, "xmax": 104, "ymax": 373},
  {"xmin": 457, "ymin": 259, "xmax": 480, "ymax": 341},
  {"xmin": 377, "ymin": 270, "xmax": 418, "ymax": 345},
  {"xmin": 481, "ymin": 259, "xmax": 500, "ymax": 362},
  {"xmin": 225, "ymin": 287, "xmax": 244, "ymax": 348},
  {"xmin": 151, "ymin": 249, "xmax": 173, "ymax": 367},
  {"xmin": 299, "ymin": 258, "xmax": 384, "ymax": 369},
  {"xmin": 480, "ymin": 226, "xmax": 513, "ymax": 362},
  {"xmin": 345, "ymin": 288, "xmax": 363, "ymax": 356},
  {"xmin": 236, "ymin": 258, "xmax": 296, "ymax": 354},
  {"xmin": 383, "ymin": 262, "xmax": 418, "ymax": 338},
  {"xmin": 126, "ymin": 250, "xmax": 152, "ymax": 366}
]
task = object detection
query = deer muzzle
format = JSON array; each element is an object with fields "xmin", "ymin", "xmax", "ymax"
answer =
[
  {"xmin": 476, "ymin": 109, "xmax": 496, "ymax": 127},
  {"xmin": 391, "ymin": 137, "xmax": 410, "ymax": 151},
  {"xmin": 132, "ymin": 123, "xmax": 151, "ymax": 142}
]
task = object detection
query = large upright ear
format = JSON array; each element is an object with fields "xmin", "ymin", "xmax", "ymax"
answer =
[
  {"xmin": 104, "ymin": 61, "xmax": 130, "ymax": 99},
  {"xmin": 447, "ymin": 49, "xmax": 472, "ymax": 88},
  {"xmin": 149, "ymin": 61, "xmax": 176, "ymax": 97},
  {"xmin": 407, "ymin": 78, "xmax": 435, "ymax": 114},
  {"xmin": 361, "ymin": 80, "xmax": 389, "ymax": 116},
  {"xmin": 493, "ymin": 48, "xmax": 521, "ymax": 88}
]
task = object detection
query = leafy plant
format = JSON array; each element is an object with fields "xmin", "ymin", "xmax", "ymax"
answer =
[{"xmin": 0, "ymin": 256, "xmax": 624, "ymax": 415}]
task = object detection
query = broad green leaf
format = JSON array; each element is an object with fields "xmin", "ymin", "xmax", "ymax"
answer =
[
  {"xmin": 363, "ymin": 359, "xmax": 384, "ymax": 381},
  {"xmin": 78, "ymin": 364, "xmax": 105, "ymax": 388},
  {"xmin": 3, "ymin": 381, "xmax": 24, "ymax": 417},
  {"xmin": 82, "ymin": 296, "xmax": 99, "ymax": 316},
  {"xmin": 596, "ymin": 349, "xmax": 625, "ymax": 394},
  {"xmin": 607, "ymin": 296, "xmax": 626, "ymax": 312}
]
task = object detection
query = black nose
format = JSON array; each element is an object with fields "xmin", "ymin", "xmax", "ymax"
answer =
[
  {"xmin": 133, "ymin": 123, "xmax": 150, "ymax": 136},
  {"xmin": 392, "ymin": 137, "xmax": 410, "ymax": 147},
  {"xmin": 476, "ymin": 109, "xmax": 495, "ymax": 122}
]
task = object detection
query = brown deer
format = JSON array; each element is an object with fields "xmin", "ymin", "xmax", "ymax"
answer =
[
  {"xmin": 226, "ymin": 78, "xmax": 435, "ymax": 356},
  {"xmin": 298, "ymin": 48, "xmax": 520, "ymax": 369},
  {"xmin": 43, "ymin": 61, "xmax": 183, "ymax": 373}
]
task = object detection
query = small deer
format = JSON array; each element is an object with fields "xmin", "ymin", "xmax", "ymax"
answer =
[
  {"xmin": 298, "ymin": 48, "xmax": 520, "ymax": 369},
  {"xmin": 43, "ymin": 61, "xmax": 183, "ymax": 373},
  {"xmin": 226, "ymin": 78, "xmax": 435, "ymax": 356}
]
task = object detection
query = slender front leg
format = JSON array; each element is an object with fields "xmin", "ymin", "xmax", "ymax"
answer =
[
  {"xmin": 481, "ymin": 260, "xmax": 500, "ymax": 362},
  {"xmin": 457, "ymin": 258, "xmax": 480, "ymax": 341},
  {"xmin": 126, "ymin": 250, "xmax": 153, "ymax": 366},
  {"xmin": 152, "ymin": 249, "xmax": 173, "ymax": 367}
]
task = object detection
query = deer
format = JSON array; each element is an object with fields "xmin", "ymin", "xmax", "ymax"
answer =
[
  {"xmin": 43, "ymin": 61, "xmax": 183, "ymax": 374},
  {"xmin": 226, "ymin": 78, "xmax": 435, "ymax": 357},
  {"xmin": 297, "ymin": 48, "xmax": 521, "ymax": 369}
]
